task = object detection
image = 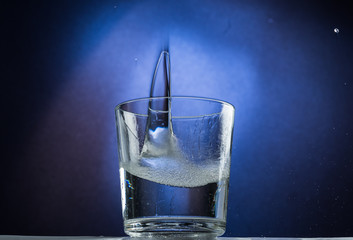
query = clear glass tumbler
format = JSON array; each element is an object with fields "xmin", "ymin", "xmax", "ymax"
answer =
[{"xmin": 115, "ymin": 96, "xmax": 235, "ymax": 237}]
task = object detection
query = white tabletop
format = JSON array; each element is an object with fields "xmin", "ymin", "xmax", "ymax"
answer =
[{"xmin": 1, "ymin": 236, "xmax": 352, "ymax": 240}]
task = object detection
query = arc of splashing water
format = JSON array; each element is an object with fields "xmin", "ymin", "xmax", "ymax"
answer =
[
  {"xmin": 150, "ymin": 50, "xmax": 171, "ymax": 99},
  {"xmin": 141, "ymin": 50, "xmax": 175, "ymax": 158},
  {"xmin": 147, "ymin": 50, "xmax": 172, "ymax": 132}
]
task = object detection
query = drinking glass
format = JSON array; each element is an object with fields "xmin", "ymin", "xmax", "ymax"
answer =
[{"xmin": 115, "ymin": 96, "xmax": 235, "ymax": 237}]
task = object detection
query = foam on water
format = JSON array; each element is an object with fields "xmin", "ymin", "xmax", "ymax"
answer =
[
  {"xmin": 121, "ymin": 155, "xmax": 225, "ymax": 188},
  {"xmin": 121, "ymin": 130, "xmax": 229, "ymax": 188}
]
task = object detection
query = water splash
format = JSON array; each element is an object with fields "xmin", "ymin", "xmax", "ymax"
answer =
[
  {"xmin": 122, "ymin": 50, "xmax": 229, "ymax": 187},
  {"xmin": 141, "ymin": 50, "xmax": 175, "ymax": 159}
]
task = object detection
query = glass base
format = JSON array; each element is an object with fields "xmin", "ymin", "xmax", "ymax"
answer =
[{"xmin": 124, "ymin": 217, "xmax": 225, "ymax": 238}]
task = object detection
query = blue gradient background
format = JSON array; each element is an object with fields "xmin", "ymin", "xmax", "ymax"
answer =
[{"xmin": 1, "ymin": 0, "xmax": 352, "ymax": 237}]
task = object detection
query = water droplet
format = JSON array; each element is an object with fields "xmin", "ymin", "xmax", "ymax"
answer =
[{"xmin": 334, "ymin": 28, "xmax": 339, "ymax": 34}]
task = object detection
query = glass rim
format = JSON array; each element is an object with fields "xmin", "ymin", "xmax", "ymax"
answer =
[{"xmin": 115, "ymin": 96, "xmax": 235, "ymax": 113}]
